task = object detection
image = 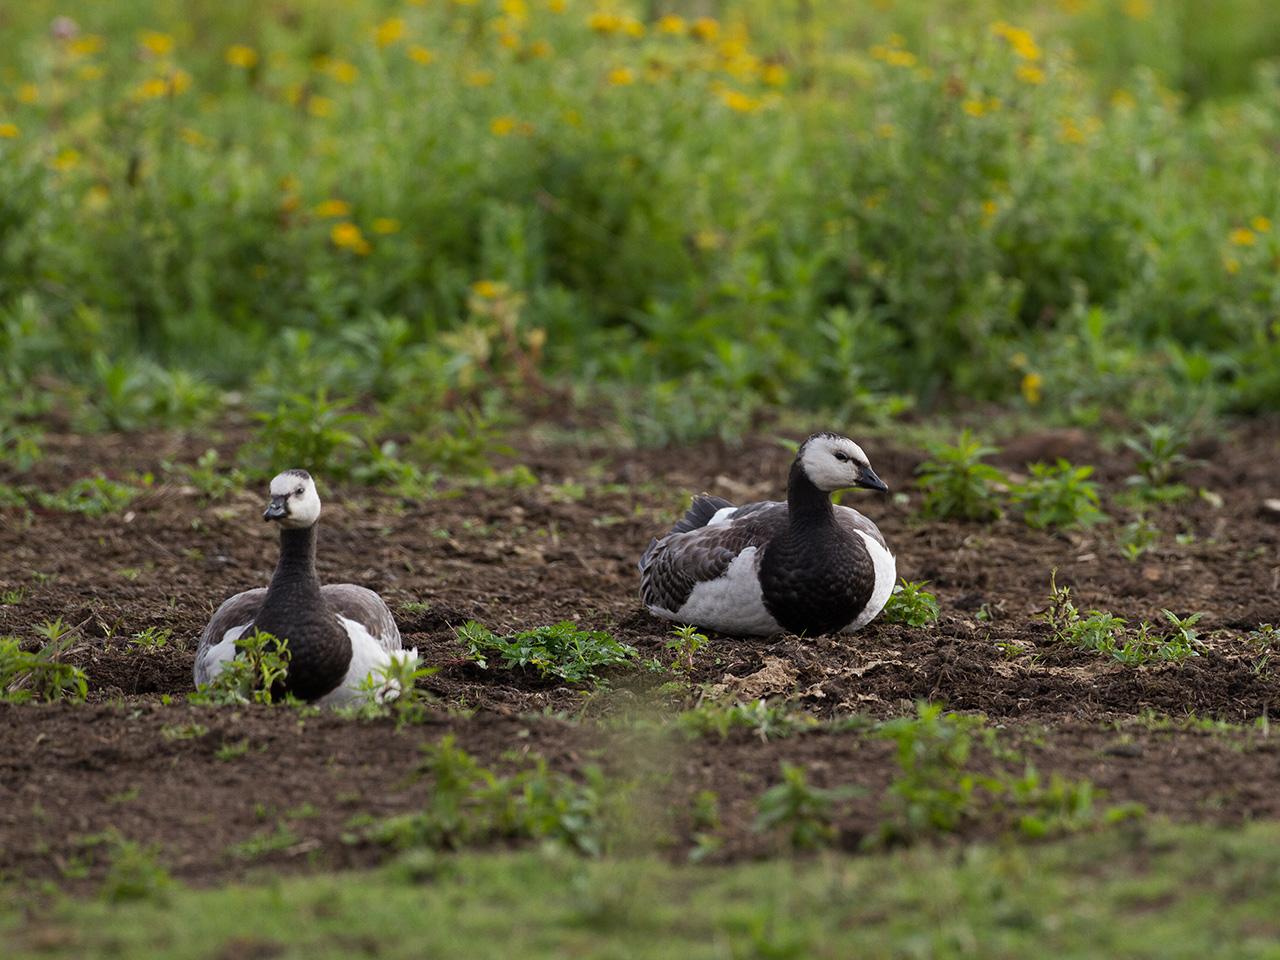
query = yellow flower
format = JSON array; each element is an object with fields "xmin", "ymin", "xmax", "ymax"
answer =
[
  {"xmin": 691, "ymin": 17, "xmax": 720, "ymax": 42},
  {"xmin": 1229, "ymin": 227, "xmax": 1256, "ymax": 247},
  {"xmin": 761, "ymin": 63, "xmax": 788, "ymax": 86},
  {"xmin": 225, "ymin": 44, "xmax": 258, "ymax": 68},
  {"xmin": 621, "ymin": 16, "xmax": 645, "ymax": 38},
  {"xmin": 374, "ymin": 18, "xmax": 406, "ymax": 47},
  {"xmin": 330, "ymin": 222, "xmax": 371, "ymax": 255},
  {"xmin": 179, "ymin": 127, "xmax": 207, "ymax": 147},
  {"xmin": 870, "ymin": 45, "xmax": 917, "ymax": 68},
  {"xmin": 139, "ymin": 31, "xmax": 174, "ymax": 56},
  {"xmin": 408, "ymin": 46, "xmax": 435, "ymax": 65},
  {"xmin": 607, "ymin": 66, "xmax": 635, "ymax": 86},
  {"xmin": 328, "ymin": 60, "xmax": 359, "ymax": 83},
  {"xmin": 135, "ymin": 77, "xmax": 171, "ymax": 100},
  {"xmin": 465, "ymin": 70, "xmax": 494, "ymax": 87},
  {"xmin": 0, "ymin": 123, "xmax": 19, "ymax": 139},
  {"xmin": 981, "ymin": 199, "xmax": 999, "ymax": 224},
  {"xmin": 78, "ymin": 65, "xmax": 105, "ymax": 81},
  {"xmin": 372, "ymin": 218, "xmax": 401, "ymax": 235},
  {"xmin": 548, "ymin": 0, "xmax": 567, "ymax": 11},
  {"xmin": 719, "ymin": 89, "xmax": 759, "ymax": 113},
  {"xmin": 17, "ymin": 84, "xmax": 39, "ymax": 104},
  {"xmin": 315, "ymin": 199, "xmax": 352, "ymax": 217},
  {"xmin": 1021, "ymin": 372, "xmax": 1043, "ymax": 405},
  {"xmin": 471, "ymin": 279, "xmax": 502, "ymax": 298},
  {"xmin": 1058, "ymin": 117, "xmax": 1086, "ymax": 144},
  {"xmin": 51, "ymin": 148, "xmax": 81, "ymax": 171},
  {"xmin": 502, "ymin": 0, "xmax": 530, "ymax": 20},
  {"xmin": 68, "ymin": 35, "xmax": 105, "ymax": 57},
  {"xmin": 1110, "ymin": 89, "xmax": 1136, "ymax": 110},
  {"xmin": 499, "ymin": 33, "xmax": 521, "ymax": 51},
  {"xmin": 528, "ymin": 39, "xmax": 553, "ymax": 59},
  {"xmin": 1016, "ymin": 64, "xmax": 1045, "ymax": 85},
  {"xmin": 588, "ymin": 12, "xmax": 621, "ymax": 34},
  {"xmin": 657, "ymin": 14, "xmax": 686, "ymax": 35},
  {"xmin": 169, "ymin": 69, "xmax": 193, "ymax": 94},
  {"xmin": 992, "ymin": 21, "xmax": 1041, "ymax": 61},
  {"xmin": 875, "ymin": 122, "xmax": 896, "ymax": 139},
  {"xmin": 962, "ymin": 99, "xmax": 987, "ymax": 117},
  {"xmin": 308, "ymin": 95, "xmax": 335, "ymax": 117},
  {"xmin": 1122, "ymin": 0, "xmax": 1153, "ymax": 20},
  {"xmin": 1251, "ymin": 216, "xmax": 1272, "ymax": 233},
  {"xmin": 490, "ymin": 115, "xmax": 517, "ymax": 136},
  {"xmin": 84, "ymin": 184, "xmax": 111, "ymax": 211}
]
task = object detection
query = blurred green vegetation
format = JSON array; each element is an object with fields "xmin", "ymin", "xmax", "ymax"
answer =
[{"xmin": 2, "ymin": 0, "xmax": 1279, "ymax": 457}]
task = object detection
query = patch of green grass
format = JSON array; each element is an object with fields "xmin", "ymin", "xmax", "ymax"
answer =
[
  {"xmin": 458, "ymin": 621, "xmax": 635, "ymax": 685},
  {"xmin": 11, "ymin": 823, "xmax": 1280, "ymax": 959},
  {"xmin": 0, "ymin": 634, "xmax": 88, "ymax": 703},
  {"xmin": 171, "ymin": 449, "xmax": 243, "ymax": 501},
  {"xmin": 0, "ymin": 588, "xmax": 23, "ymax": 606},
  {"xmin": 128, "ymin": 627, "xmax": 171, "ymax": 651},
  {"xmin": 915, "ymin": 431, "xmax": 1006, "ymax": 522},
  {"xmin": 677, "ymin": 698, "xmax": 817, "ymax": 742},
  {"xmin": 228, "ymin": 823, "xmax": 302, "ymax": 862},
  {"xmin": 341, "ymin": 652, "xmax": 438, "ymax": 726},
  {"xmin": 880, "ymin": 579, "xmax": 940, "ymax": 626},
  {"xmin": 1043, "ymin": 574, "xmax": 1203, "ymax": 665},
  {"xmin": 753, "ymin": 763, "xmax": 860, "ymax": 852}
]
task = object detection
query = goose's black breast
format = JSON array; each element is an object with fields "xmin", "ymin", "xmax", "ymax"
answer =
[
  {"xmin": 252, "ymin": 600, "xmax": 351, "ymax": 703},
  {"xmin": 758, "ymin": 526, "xmax": 874, "ymax": 636}
]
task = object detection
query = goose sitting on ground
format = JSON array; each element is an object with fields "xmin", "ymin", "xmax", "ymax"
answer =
[
  {"xmin": 193, "ymin": 470, "xmax": 415, "ymax": 705},
  {"xmin": 639, "ymin": 433, "xmax": 895, "ymax": 637}
]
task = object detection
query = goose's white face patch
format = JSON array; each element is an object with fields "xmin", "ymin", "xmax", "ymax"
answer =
[
  {"xmin": 269, "ymin": 471, "xmax": 322, "ymax": 529},
  {"xmin": 799, "ymin": 435, "xmax": 871, "ymax": 493}
]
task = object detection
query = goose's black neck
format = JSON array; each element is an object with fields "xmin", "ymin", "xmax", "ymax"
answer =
[
  {"xmin": 266, "ymin": 526, "xmax": 319, "ymax": 592},
  {"xmin": 787, "ymin": 459, "xmax": 834, "ymax": 527}
]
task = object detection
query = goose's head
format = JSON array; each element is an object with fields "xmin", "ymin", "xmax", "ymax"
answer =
[
  {"xmin": 263, "ymin": 469, "xmax": 321, "ymax": 528},
  {"xmin": 797, "ymin": 433, "xmax": 888, "ymax": 494}
]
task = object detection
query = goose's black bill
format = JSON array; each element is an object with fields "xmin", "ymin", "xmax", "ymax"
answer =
[
  {"xmin": 263, "ymin": 497, "xmax": 288, "ymax": 521},
  {"xmin": 857, "ymin": 465, "xmax": 888, "ymax": 493}
]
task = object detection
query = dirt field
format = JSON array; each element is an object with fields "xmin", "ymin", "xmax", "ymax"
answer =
[{"xmin": 2, "ymin": 419, "xmax": 1279, "ymax": 888}]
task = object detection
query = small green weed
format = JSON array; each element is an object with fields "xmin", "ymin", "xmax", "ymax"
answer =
[
  {"xmin": 174, "ymin": 449, "xmax": 244, "ymax": 501},
  {"xmin": 245, "ymin": 389, "xmax": 365, "ymax": 479},
  {"xmin": 1043, "ymin": 574, "xmax": 1202, "ymax": 665},
  {"xmin": 915, "ymin": 431, "xmax": 1006, "ymax": 522},
  {"xmin": 881, "ymin": 579, "xmax": 941, "ymax": 626},
  {"xmin": 1117, "ymin": 514, "xmax": 1161, "ymax": 560},
  {"xmin": 99, "ymin": 836, "xmax": 172, "ymax": 905},
  {"xmin": 1247, "ymin": 624, "xmax": 1278, "ymax": 676},
  {"xmin": 160, "ymin": 723, "xmax": 209, "ymax": 741},
  {"xmin": 129, "ymin": 627, "xmax": 171, "ymax": 651},
  {"xmin": 0, "ymin": 587, "xmax": 23, "ymax": 606},
  {"xmin": 1012, "ymin": 460, "xmax": 1106, "ymax": 530},
  {"xmin": 459, "ymin": 620, "xmax": 635, "ymax": 684},
  {"xmin": 189, "ymin": 631, "xmax": 290, "ymax": 705},
  {"xmin": 346, "ymin": 652, "xmax": 438, "ymax": 726},
  {"xmin": 1123, "ymin": 422, "xmax": 1191, "ymax": 502},
  {"xmin": 229, "ymin": 823, "xmax": 302, "ymax": 861},
  {"xmin": 35, "ymin": 476, "xmax": 140, "ymax": 517},
  {"xmin": 665, "ymin": 625, "xmax": 710, "ymax": 673},
  {"xmin": 753, "ymin": 763, "xmax": 859, "ymax": 851},
  {"xmin": 677, "ymin": 699, "xmax": 817, "ymax": 742},
  {"xmin": 215, "ymin": 739, "xmax": 251, "ymax": 761},
  {"xmin": 0, "ymin": 634, "xmax": 88, "ymax": 703}
]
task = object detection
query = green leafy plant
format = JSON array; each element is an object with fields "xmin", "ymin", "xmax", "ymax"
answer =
[
  {"xmin": 189, "ymin": 630, "xmax": 291, "ymax": 705},
  {"xmin": 665, "ymin": 625, "xmax": 710, "ymax": 673},
  {"xmin": 677, "ymin": 699, "xmax": 818, "ymax": 742},
  {"xmin": 1123, "ymin": 422, "xmax": 1191, "ymax": 501},
  {"xmin": 129, "ymin": 627, "xmax": 171, "ymax": 651},
  {"xmin": 174, "ymin": 449, "xmax": 244, "ymax": 501},
  {"xmin": 36, "ymin": 476, "xmax": 140, "ymax": 517},
  {"xmin": 458, "ymin": 621, "xmax": 635, "ymax": 684},
  {"xmin": 98, "ymin": 836, "xmax": 172, "ymax": 904},
  {"xmin": 881, "ymin": 579, "xmax": 941, "ymax": 626},
  {"xmin": 915, "ymin": 431, "xmax": 1006, "ymax": 522},
  {"xmin": 348, "ymin": 652, "xmax": 439, "ymax": 726},
  {"xmin": 0, "ymin": 634, "xmax": 88, "ymax": 703},
  {"xmin": 245, "ymin": 390, "xmax": 365, "ymax": 479},
  {"xmin": 1011, "ymin": 460, "xmax": 1106, "ymax": 529},
  {"xmin": 1043, "ymin": 574, "xmax": 1202, "ymax": 665},
  {"xmin": 1118, "ymin": 514, "xmax": 1160, "ymax": 561},
  {"xmin": 753, "ymin": 763, "xmax": 858, "ymax": 851}
]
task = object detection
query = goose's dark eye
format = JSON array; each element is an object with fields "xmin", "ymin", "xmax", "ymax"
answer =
[
  {"xmin": 834, "ymin": 452, "xmax": 850, "ymax": 462},
  {"xmin": 294, "ymin": 487, "xmax": 304, "ymax": 497}
]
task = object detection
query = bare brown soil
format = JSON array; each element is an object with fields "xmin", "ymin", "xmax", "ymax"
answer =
[{"xmin": 1, "ymin": 419, "xmax": 1279, "ymax": 888}]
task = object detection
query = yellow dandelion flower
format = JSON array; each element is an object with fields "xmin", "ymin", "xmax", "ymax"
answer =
[
  {"xmin": 761, "ymin": 63, "xmax": 788, "ymax": 86},
  {"xmin": 657, "ymin": 14, "xmax": 686, "ymax": 35},
  {"xmin": 981, "ymin": 199, "xmax": 999, "ymax": 224},
  {"xmin": 607, "ymin": 66, "xmax": 635, "ymax": 86},
  {"xmin": 408, "ymin": 46, "xmax": 435, "ymax": 65},
  {"xmin": 471, "ymin": 279, "xmax": 502, "ymax": 298},
  {"xmin": 51, "ymin": 148, "xmax": 81, "ymax": 171},
  {"xmin": 17, "ymin": 84, "xmax": 39, "ymax": 104},
  {"xmin": 621, "ymin": 16, "xmax": 646, "ymax": 38},
  {"xmin": 490, "ymin": 115, "xmax": 517, "ymax": 136},
  {"xmin": 690, "ymin": 17, "xmax": 720, "ymax": 42},
  {"xmin": 1058, "ymin": 117, "xmax": 1086, "ymax": 144},
  {"xmin": 992, "ymin": 22, "xmax": 1041, "ymax": 61},
  {"xmin": 1122, "ymin": 0, "xmax": 1153, "ymax": 20},
  {"xmin": 719, "ymin": 89, "xmax": 759, "ymax": 112},
  {"xmin": 315, "ymin": 199, "xmax": 352, "ymax": 217},
  {"xmin": 68, "ymin": 35, "xmax": 105, "ymax": 57},
  {"xmin": 372, "ymin": 218, "xmax": 401, "ymax": 235},
  {"xmin": 1251, "ymin": 216, "xmax": 1272, "ymax": 233},
  {"xmin": 502, "ymin": 0, "xmax": 530, "ymax": 20},
  {"xmin": 1016, "ymin": 64, "xmax": 1045, "ymax": 85},
  {"xmin": 871, "ymin": 45, "xmax": 917, "ymax": 68},
  {"xmin": 374, "ymin": 18, "xmax": 406, "ymax": 47},
  {"xmin": 1224, "ymin": 256, "xmax": 1241, "ymax": 275},
  {"xmin": 962, "ymin": 98, "xmax": 987, "ymax": 117},
  {"xmin": 588, "ymin": 12, "xmax": 622, "ymax": 34},
  {"xmin": 0, "ymin": 123, "xmax": 19, "ymax": 139},
  {"xmin": 78, "ymin": 65, "xmax": 105, "ymax": 81},
  {"xmin": 308, "ymin": 95, "xmax": 335, "ymax": 117},
  {"xmin": 330, "ymin": 222, "xmax": 371, "ymax": 255},
  {"xmin": 499, "ymin": 33, "xmax": 521, "ymax": 51},
  {"xmin": 528, "ymin": 39, "xmax": 553, "ymax": 59},
  {"xmin": 84, "ymin": 184, "xmax": 111, "ymax": 211},
  {"xmin": 328, "ymin": 60, "xmax": 359, "ymax": 83},
  {"xmin": 134, "ymin": 77, "xmax": 171, "ymax": 100},
  {"xmin": 225, "ymin": 44, "xmax": 258, "ymax": 68},
  {"xmin": 139, "ymin": 31, "xmax": 174, "ymax": 56},
  {"xmin": 548, "ymin": 0, "xmax": 567, "ymax": 12},
  {"xmin": 465, "ymin": 70, "xmax": 494, "ymax": 87},
  {"xmin": 1021, "ymin": 372, "xmax": 1043, "ymax": 405},
  {"xmin": 1110, "ymin": 89, "xmax": 1137, "ymax": 109},
  {"xmin": 1229, "ymin": 227, "xmax": 1256, "ymax": 247}
]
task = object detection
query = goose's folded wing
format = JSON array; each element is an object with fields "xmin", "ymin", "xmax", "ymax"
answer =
[
  {"xmin": 322, "ymin": 584, "xmax": 402, "ymax": 654},
  {"xmin": 835, "ymin": 505, "xmax": 888, "ymax": 549},
  {"xmin": 194, "ymin": 588, "xmax": 266, "ymax": 684},
  {"xmin": 640, "ymin": 504, "xmax": 788, "ymax": 612}
]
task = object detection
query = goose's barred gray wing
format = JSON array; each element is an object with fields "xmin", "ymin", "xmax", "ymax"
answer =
[
  {"xmin": 193, "ymin": 588, "xmax": 265, "ymax": 685},
  {"xmin": 639, "ymin": 504, "xmax": 788, "ymax": 613},
  {"xmin": 834, "ymin": 505, "xmax": 888, "ymax": 549},
  {"xmin": 321, "ymin": 584, "xmax": 402, "ymax": 654}
]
